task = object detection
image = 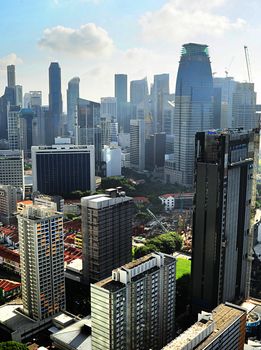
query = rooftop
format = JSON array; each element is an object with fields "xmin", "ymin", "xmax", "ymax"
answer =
[
  {"xmin": 163, "ymin": 303, "xmax": 246, "ymax": 350},
  {"xmin": 0, "ymin": 279, "xmax": 21, "ymax": 292},
  {"xmin": 51, "ymin": 317, "xmax": 92, "ymax": 350}
]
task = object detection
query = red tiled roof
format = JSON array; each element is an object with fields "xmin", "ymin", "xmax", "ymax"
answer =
[
  {"xmin": 0, "ymin": 246, "xmax": 20, "ymax": 264},
  {"xmin": 159, "ymin": 193, "xmax": 194, "ymax": 199},
  {"xmin": 0, "ymin": 279, "xmax": 21, "ymax": 292},
  {"xmin": 133, "ymin": 196, "xmax": 149, "ymax": 203},
  {"xmin": 159, "ymin": 193, "xmax": 175, "ymax": 199},
  {"xmin": 64, "ymin": 244, "xmax": 82, "ymax": 263}
]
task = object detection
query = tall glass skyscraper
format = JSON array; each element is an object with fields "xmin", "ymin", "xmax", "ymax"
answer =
[
  {"xmin": 67, "ymin": 77, "xmax": 80, "ymax": 134},
  {"xmin": 49, "ymin": 62, "xmax": 63, "ymax": 139},
  {"xmin": 174, "ymin": 43, "xmax": 214, "ymax": 186}
]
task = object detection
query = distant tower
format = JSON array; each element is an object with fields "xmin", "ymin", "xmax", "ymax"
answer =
[
  {"xmin": 7, "ymin": 65, "xmax": 16, "ymax": 88},
  {"xmin": 174, "ymin": 43, "xmax": 214, "ymax": 186},
  {"xmin": 67, "ymin": 77, "xmax": 80, "ymax": 134},
  {"xmin": 49, "ymin": 62, "xmax": 63, "ymax": 139},
  {"xmin": 18, "ymin": 204, "xmax": 65, "ymax": 320},
  {"xmin": 115, "ymin": 74, "xmax": 128, "ymax": 132},
  {"xmin": 130, "ymin": 119, "xmax": 145, "ymax": 171},
  {"xmin": 130, "ymin": 77, "xmax": 148, "ymax": 106}
]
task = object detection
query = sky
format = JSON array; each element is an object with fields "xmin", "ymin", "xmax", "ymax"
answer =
[{"xmin": 1, "ymin": 0, "xmax": 261, "ymax": 107}]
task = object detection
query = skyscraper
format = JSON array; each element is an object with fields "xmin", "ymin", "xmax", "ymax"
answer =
[
  {"xmin": 49, "ymin": 62, "xmax": 63, "ymax": 139},
  {"xmin": 81, "ymin": 188, "xmax": 133, "ymax": 284},
  {"xmin": 191, "ymin": 129, "xmax": 256, "ymax": 313},
  {"xmin": 232, "ymin": 82, "xmax": 258, "ymax": 130},
  {"xmin": 145, "ymin": 132, "xmax": 166, "ymax": 171},
  {"xmin": 115, "ymin": 74, "xmax": 128, "ymax": 132},
  {"xmin": 18, "ymin": 204, "xmax": 65, "ymax": 320},
  {"xmin": 174, "ymin": 43, "xmax": 214, "ymax": 186},
  {"xmin": 32, "ymin": 145, "xmax": 95, "ymax": 196},
  {"xmin": 77, "ymin": 98, "xmax": 101, "ymax": 173},
  {"xmin": 151, "ymin": 74, "xmax": 170, "ymax": 132},
  {"xmin": 130, "ymin": 119, "xmax": 145, "ymax": 171},
  {"xmin": 91, "ymin": 252, "xmax": 176, "ymax": 350},
  {"xmin": 7, "ymin": 65, "xmax": 16, "ymax": 88},
  {"xmin": 100, "ymin": 97, "xmax": 117, "ymax": 119},
  {"xmin": 67, "ymin": 77, "xmax": 80, "ymax": 134},
  {"xmin": 114, "ymin": 74, "xmax": 127, "ymax": 104},
  {"xmin": 130, "ymin": 77, "xmax": 148, "ymax": 107}
]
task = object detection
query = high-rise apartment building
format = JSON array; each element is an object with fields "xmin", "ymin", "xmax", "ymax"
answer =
[
  {"xmin": 7, "ymin": 105, "xmax": 20, "ymax": 150},
  {"xmin": 130, "ymin": 119, "xmax": 145, "ymax": 171},
  {"xmin": 49, "ymin": 62, "xmax": 63, "ymax": 139},
  {"xmin": 174, "ymin": 43, "xmax": 214, "ymax": 186},
  {"xmin": 91, "ymin": 252, "xmax": 176, "ymax": 350},
  {"xmin": 163, "ymin": 303, "xmax": 246, "ymax": 350},
  {"xmin": 7, "ymin": 65, "xmax": 16, "ymax": 88},
  {"xmin": 0, "ymin": 184, "xmax": 22, "ymax": 224},
  {"xmin": 18, "ymin": 204, "xmax": 65, "ymax": 320},
  {"xmin": 81, "ymin": 188, "xmax": 133, "ymax": 284},
  {"xmin": 32, "ymin": 145, "xmax": 95, "ymax": 196},
  {"xmin": 0, "ymin": 150, "xmax": 24, "ymax": 193},
  {"xmin": 67, "ymin": 77, "xmax": 80, "ymax": 134},
  {"xmin": 192, "ymin": 129, "xmax": 256, "ymax": 313}
]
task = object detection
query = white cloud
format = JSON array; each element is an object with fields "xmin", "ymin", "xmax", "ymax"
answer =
[
  {"xmin": 0, "ymin": 53, "xmax": 23, "ymax": 70},
  {"xmin": 140, "ymin": 0, "xmax": 246, "ymax": 43},
  {"xmin": 38, "ymin": 23, "xmax": 114, "ymax": 56}
]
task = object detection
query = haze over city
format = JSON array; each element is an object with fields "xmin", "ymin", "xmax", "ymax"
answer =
[{"xmin": 1, "ymin": 0, "xmax": 261, "ymax": 104}]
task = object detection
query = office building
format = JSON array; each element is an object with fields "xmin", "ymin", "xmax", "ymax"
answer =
[
  {"xmin": 213, "ymin": 76, "xmax": 237, "ymax": 128},
  {"xmin": 0, "ymin": 150, "xmax": 24, "ymax": 193},
  {"xmin": 32, "ymin": 145, "xmax": 95, "ymax": 196},
  {"xmin": 151, "ymin": 74, "xmax": 170, "ymax": 132},
  {"xmin": 0, "ymin": 75, "xmax": 16, "ymax": 140},
  {"xmin": 15, "ymin": 85, "xmax": 23, "ymax": 107},
  {"xmin": 130, "ymin": 77, "xmax": 148, "ymax": 106},
  {"xmin": 130, "ymin": 119, "xmax": 145, "ymax": 171},
  {"xmin": 232, "ymin": 82, "xmax": 258, "ymax": 130},
  {"xmin": 67, "ymin": 77, "xmax": 80, "ymax": 134},
  {"xmin": 49, "ymin": 62, "xmax": 63, "ymax": 140},
  {"xmin": 18, "ymin": 204, "xmax": 65, "ymax": 320},
  {"xmin": 192, "ymin": 129, "xmax": 256, "ymax": 313},
  {"xmin": 102, "ymin": 145, "xmax": 121, "ymax": 177},
  {"xmin": 19, "ymin": 108, "xmax": 35, "ymax": 158},
  {"xmin": 114, "ymin": 74, "xmax": 128, "ymax": 132},
  {"xmin": 145, "ymin": 132, "xmax": 166, "ymax": 171},
  {"xmin": 174, "ymin": 43, "xmax": 214, "ymax": 186},
  {"xmin": 91, "ymin": 252, "xmax": 176, "ymax": 350},
  {"xmin": 7, "ymin": 105, "xmax": 20, "ymax": 150},
  {"xmin": 7, "ymin": 65, "xmax": 16, "ymax": 88},
  {"xmin": 100, "ymin": 97, "xmax": 117, "ymax": 119},
  {"xmin": 77, "ymin": 98, "xmax": 101, "ymax": 173},
  {"xmin": 163, "ymin": 303, "xmax": 246, "ymax": 350},
  {"xmin": 81, "ymin": 188, "xmax": 133, "ymax": 284},
  {"xmin": 0, "ymin": 184, "xmax": 22, "ymax": 224},
  {"xmin": 100, "ymin": 115, "xmax": 118, "ymax": 147}
]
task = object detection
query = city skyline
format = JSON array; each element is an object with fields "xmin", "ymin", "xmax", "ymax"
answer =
[{"xmin": 1, "ymin": 0, "xmax": 261, "ymax": 105}]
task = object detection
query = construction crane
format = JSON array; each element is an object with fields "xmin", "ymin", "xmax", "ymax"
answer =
[
  {"xmin": 244, "ymin": 46, "xmax": 252, "ymax": 83},
  {"xmin": 146, "ymin": 208, "xmax": 168, "ymax": 233}
]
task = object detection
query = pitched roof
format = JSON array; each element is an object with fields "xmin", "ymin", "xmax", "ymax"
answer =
[{"xmin": 0, "ymin": 279, "xmax": 21, "ymax": 292}]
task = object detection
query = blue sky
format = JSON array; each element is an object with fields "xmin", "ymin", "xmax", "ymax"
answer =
[{"xmin": 1, "ymin": 0, "xmax": 261, "ymax": 105}]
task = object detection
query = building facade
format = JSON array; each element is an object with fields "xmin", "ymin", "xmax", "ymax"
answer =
[
  {"xmin": 18, "ymin": 204, "xmax": 65, "ymax": 320},
  {"xmin": 192, "ymin": 129, "xmax": 256, "ymax": 313},
  {"xmin": 0, "ymin": 184, "xmax": 22, "ymax": 224},
  {"xmin": 32, "ymin": 145, "xmax": 95, "ymax": 196},
  {"xmin": 81, "ymin": 189, "xmax": 133, "ymax": 284},
  {"xmin": 91, "ymin": 252, "xmax": 176, "ymax": 350},
  {"xmin": 174, "ymin": 43, "xmax": 214, "ymax": 187}
]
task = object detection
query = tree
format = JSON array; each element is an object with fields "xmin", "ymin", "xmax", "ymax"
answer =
[{"xmin": 0, "ymin": 342, "xmax": 27, "ymax": 350}]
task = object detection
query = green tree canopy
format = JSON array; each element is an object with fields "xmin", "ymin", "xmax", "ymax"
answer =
[{"xmin": 0, "ymin": 342, "xmax": 27, "ymax": 350}]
